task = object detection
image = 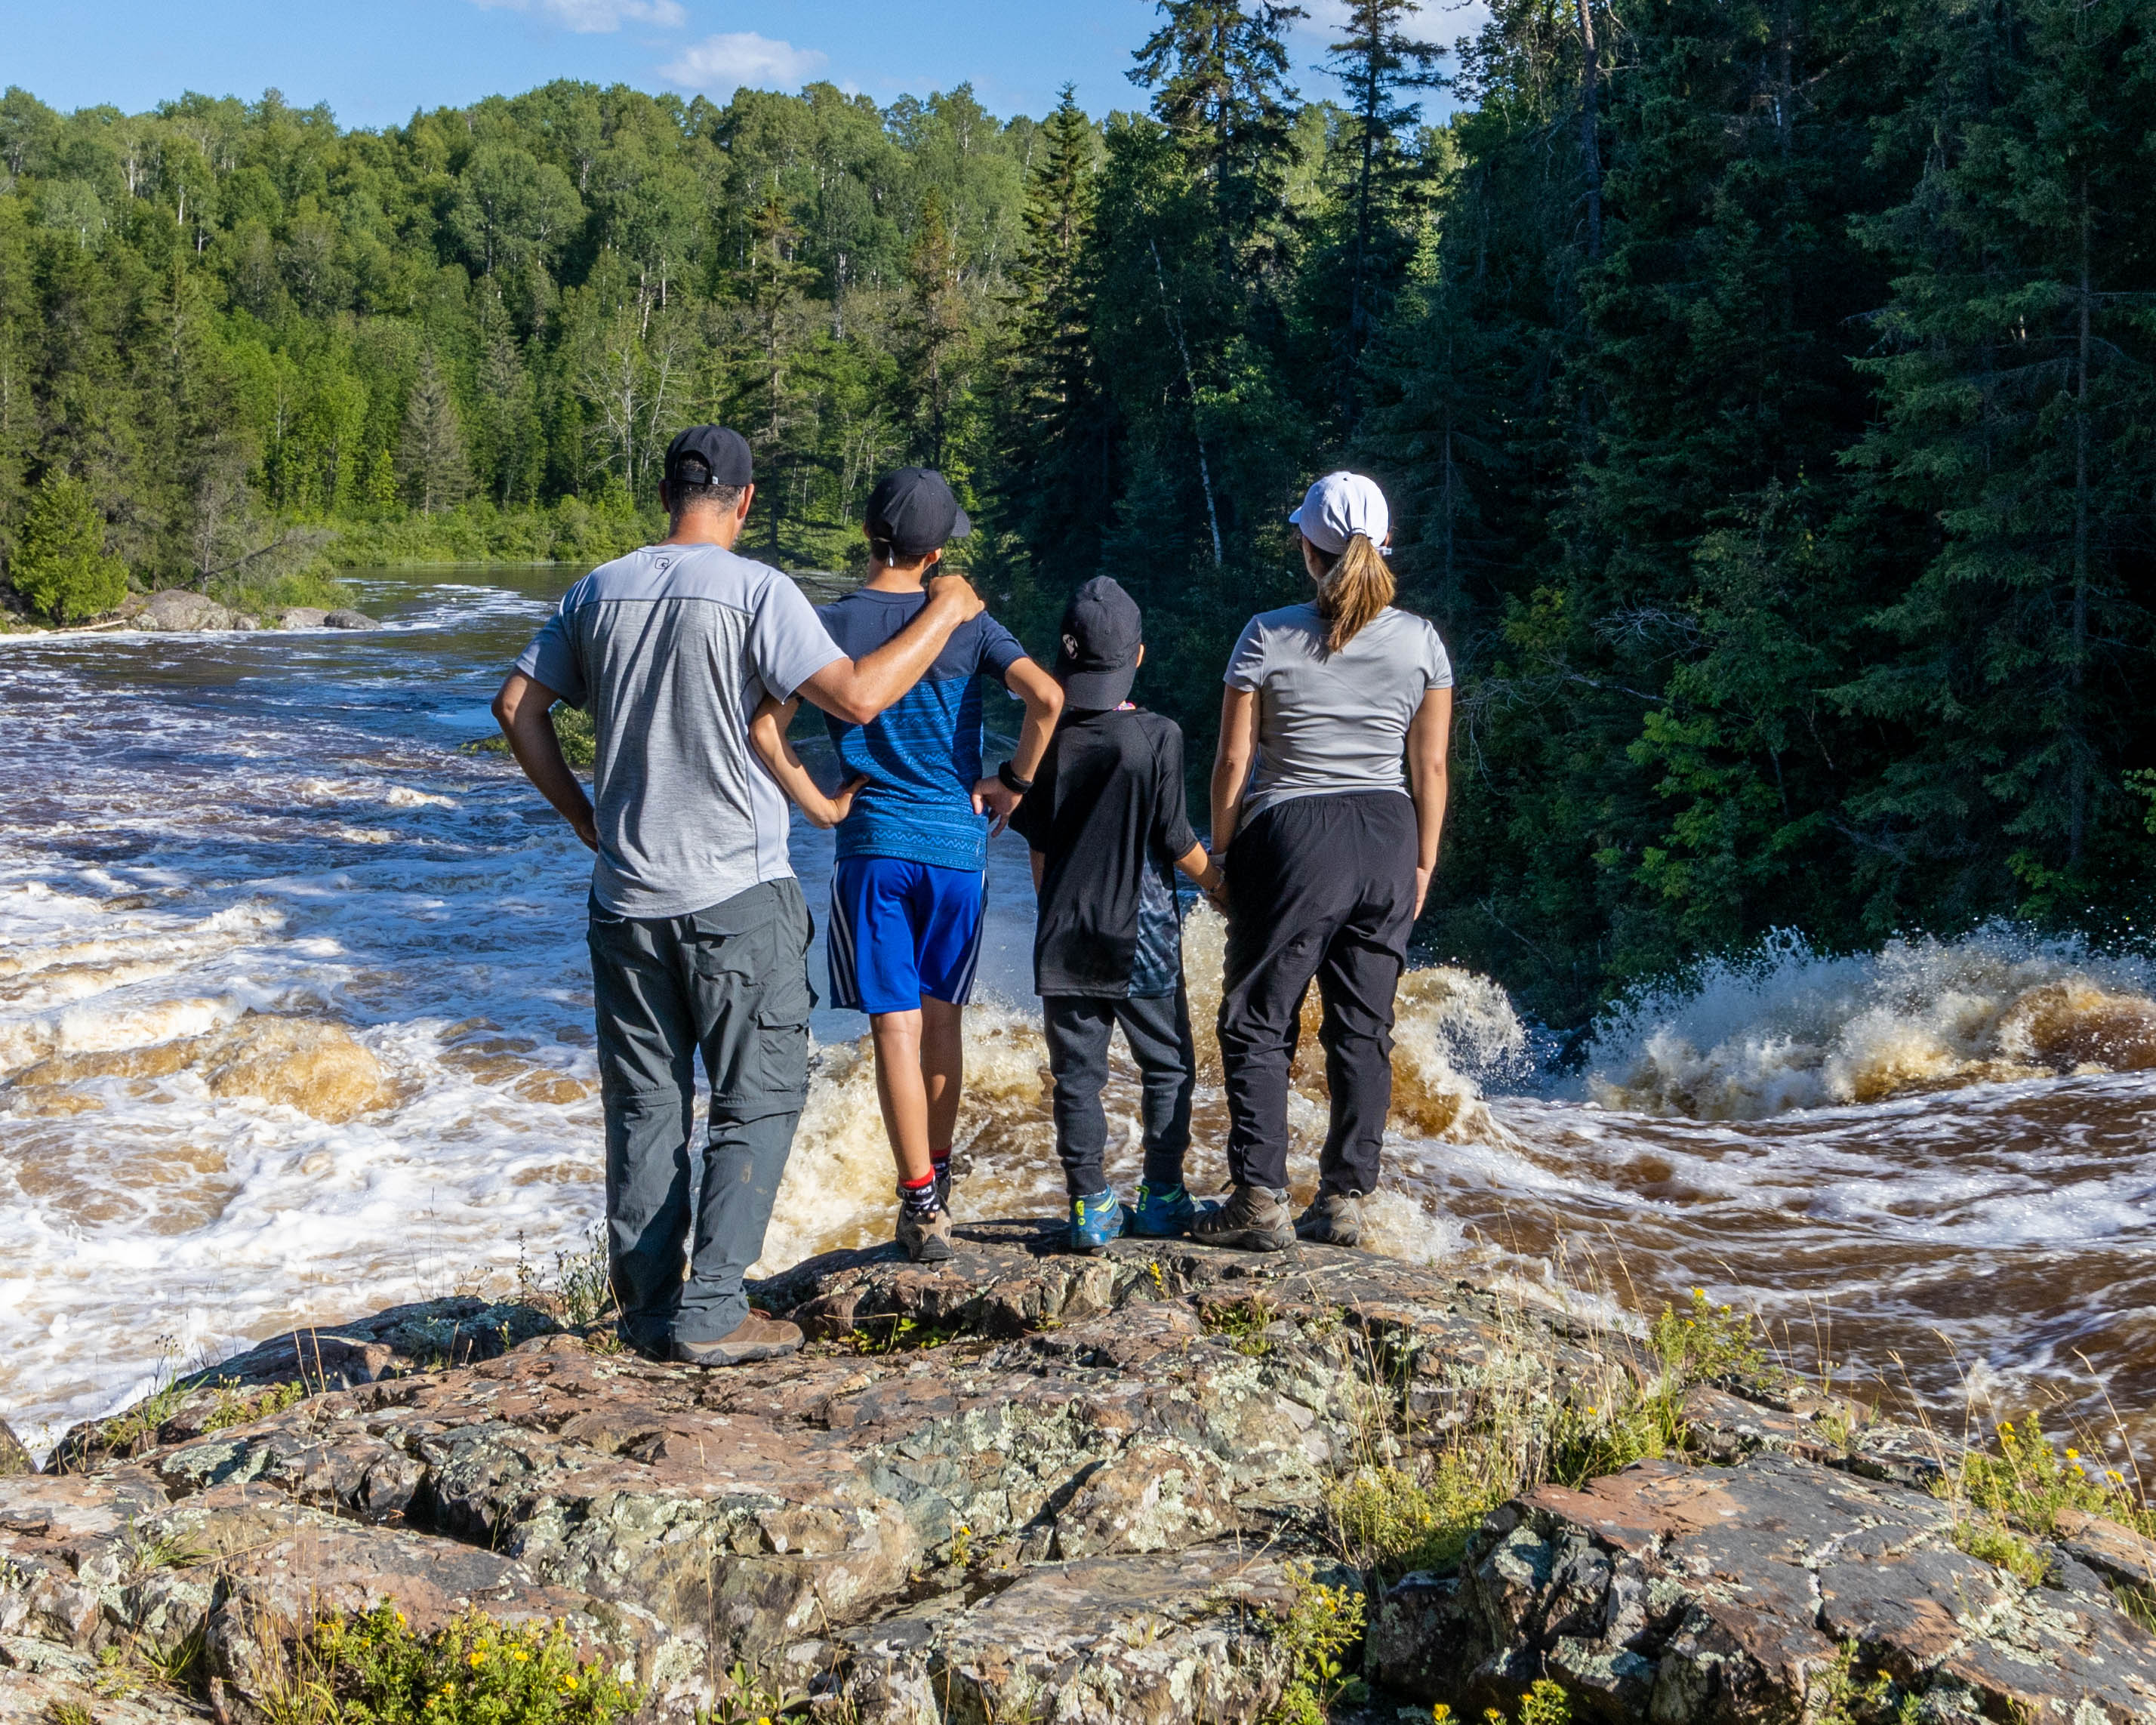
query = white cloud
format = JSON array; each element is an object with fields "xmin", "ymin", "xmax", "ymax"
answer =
[
  {"xmin": 661, "ymin": 32, "xmax": 829, "ymax": 96},
  {"xmin": 469, "ymin": 0, "xmax": 687, "ymax": 35}
]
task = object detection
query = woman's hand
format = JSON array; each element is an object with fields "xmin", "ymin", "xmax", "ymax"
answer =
[{"xmin": 1414, "ymin": 864, "xmax": 1431, "ymax": 919}]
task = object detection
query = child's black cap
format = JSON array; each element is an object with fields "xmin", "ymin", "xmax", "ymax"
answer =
[
  {"xmin": 866, "ymin": 467, "xmax": 972, "ymax": 558},
  {"xmin": 1056, "ymin": 577, "xmax": 1143, "ymax": 709}
]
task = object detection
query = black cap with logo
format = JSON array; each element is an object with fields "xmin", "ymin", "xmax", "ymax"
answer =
[
  {"xmin": 664, "ymin": 425, "xmax": 753, "ymax": 490},
  {"xmin": 865, "ymin": 467, "xmax": 972, "ymax": 559},
  {"xmin": 1055, "ymin": 577, "xmax": 1144, "ymax": 710}
]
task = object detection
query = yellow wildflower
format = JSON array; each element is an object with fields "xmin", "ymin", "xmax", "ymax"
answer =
[
  {"xmin": 513, "ymin": 1650, "xmax": 530, "ymax": 1663},
  {"xmin": 2067, "ymin": 1449, "xmax": 2080, "ymax": 1460}
]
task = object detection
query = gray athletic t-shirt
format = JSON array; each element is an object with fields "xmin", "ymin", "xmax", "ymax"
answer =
[
  {"xmin": 513, "ymin": 543, "xmax": 845, "ymax": 918},
  {"xmin": 1224, "ymin": 602, "xmax": 1452, "ymax": 821}
]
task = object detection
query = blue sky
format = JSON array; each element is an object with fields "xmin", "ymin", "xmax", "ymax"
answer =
[{"xmin": 0, "ymin": 0, "xmax": 1474, "ymax": 129}]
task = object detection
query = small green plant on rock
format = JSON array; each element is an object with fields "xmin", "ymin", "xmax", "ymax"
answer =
[
  {"xmin": 1948, "ymin": 1517, "xmax": 2052, "ymax": 1588},
  {"xmin": 851, "ymin": 1315, "xmax": 959, "ymax": 1355},
  {"xmin": 48, "ymin": 1702, "xmax": 94, "ymax": 1725},
  {"xmin": 259, "ymin": 1602, "xmax": 635, "ymax": 1725},
  {"xmin": 202, "ymin": 1378, "xmax": 309, "ymax": 1434},
  {"xmin": 1809, "ymin": 1641, "xmax": 1917, "ymax": 1725},
  {"xmin": 1326, "ymin": 1449, "xmax": 1510, "ymax": 1581},
  {"xmin": 1201, "ymin": 1294, "xmax": 1277, "ymax": 1358},
  {"xmin": 697, "ymin": 1659, "xmax": 812, "ymax": 1723},
  {"xmin": 1260, "ymin": 1562, "xmax": 1366, "ymax": 1725},
  {"xmin": 1946, "ymin": 1414, "xmax": 2155, "ymax": 1540}
]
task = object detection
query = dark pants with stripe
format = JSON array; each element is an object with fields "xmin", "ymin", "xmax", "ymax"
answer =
[
  {"xmin": 1218, "ymin": 791, "xmax": 1416, "ymax": 1197},
  {"xmin": 1042, "ymin": 986, "xmax": 1196, "ymax": 1197},
  {"xmin": 587, "ymin": 879, "xmax": 812, "ymax": 1352}
]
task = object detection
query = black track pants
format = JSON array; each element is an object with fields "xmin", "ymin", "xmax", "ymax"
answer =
[
  {"xmin": 1218, "ymin": 790, "xmax": 1415, "ymax": 1196},
  {"xmin": 1041, "ymin": 987, "xmax": 1196, "ymax": 1197}
]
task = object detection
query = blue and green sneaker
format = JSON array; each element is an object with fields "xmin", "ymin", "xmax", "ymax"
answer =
[
  {"xmin": 1068, "ymin": 1188, "xmax": 1127, "ymax": 1254},
  {"xmin": 1128, "ymin": 1181, "xmax": 1197, "ymax": 1238}
]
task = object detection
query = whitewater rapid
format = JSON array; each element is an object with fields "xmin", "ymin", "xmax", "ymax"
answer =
[{"xmin": 2, "ymin": 568, "xmax": 2151, "ymax": 1474}]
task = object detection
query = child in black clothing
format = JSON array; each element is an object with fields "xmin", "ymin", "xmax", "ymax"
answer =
[{"xmin": 1009, "ymin": 578, "xmax": 1224, "ymax": 1252}]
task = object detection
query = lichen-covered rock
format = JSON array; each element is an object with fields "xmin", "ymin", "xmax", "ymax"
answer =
[
  {"xmin": 835, "ymin": 1548, "xmax": 1311, "ymax": 1724},
  {"xmin": 7, "ymin": 1224, "xmax": 2153, "ymax": 1723},
  {"xmin": 1372, "ymin": 1451, "xmax": 2156, "ymax": 1723},
  {"xmin": 276, "ymin": 606, "xmax": 330, "ymax": 629},
  {"xmin": 44, "ymin": 1295, "xmax": 559, "ymax": 1472}
]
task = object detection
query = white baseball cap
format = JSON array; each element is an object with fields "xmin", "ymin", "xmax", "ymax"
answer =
[{"xmin": 1289, "ymin": 471, "xmax": 1391, "ymax": 556}]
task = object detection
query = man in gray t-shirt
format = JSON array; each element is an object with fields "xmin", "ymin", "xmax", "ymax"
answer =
[{"xmin": 494, "ymin": 425, "xmax": 982, "ymax": 1366}]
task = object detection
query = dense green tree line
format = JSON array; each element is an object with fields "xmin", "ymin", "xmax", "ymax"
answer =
[{"xmin": 2, "ymin": 0, "xmax": 2152, "ymax": 1024}]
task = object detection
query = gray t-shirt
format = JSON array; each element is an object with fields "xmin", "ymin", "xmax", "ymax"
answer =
[
  {"xmin": 1224, "ymin": 602, "xmax": 1452, "ymax": 821},
  {"xmin": 513, "ymin": 543, "xmax": 844, "ymax": 919}
]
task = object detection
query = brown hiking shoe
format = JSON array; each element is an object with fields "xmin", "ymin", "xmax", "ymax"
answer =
[
  {"xmin": 1190, "ymin": 1184, "xmax": 1297, "ymax": 1252},
  {"xmin": 671, "ymin": 1311, "xmax": 803, "ymax": 1368},
  {"xmin": 1294, "ymin": 1192, "xmax": 1365, "ymax": 1248},
  {"xmin": 897, "ymin": 1203, "xmax": 956, "ymax": 1264}
]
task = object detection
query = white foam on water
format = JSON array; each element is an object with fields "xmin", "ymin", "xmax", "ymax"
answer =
[{"xmin": 1583, "ymin": 926, "xmax": 2156, "ymax": 1118}]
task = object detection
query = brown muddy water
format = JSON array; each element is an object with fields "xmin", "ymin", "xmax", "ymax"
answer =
[{"xmin": 2, "ymin": 566, "xmax": 2151, "ymax": 1473}]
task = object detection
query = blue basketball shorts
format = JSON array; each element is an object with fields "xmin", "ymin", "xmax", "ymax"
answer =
[{"xmin": 827, "ymin": 857, "xmax": 987, "ymax": 1015}]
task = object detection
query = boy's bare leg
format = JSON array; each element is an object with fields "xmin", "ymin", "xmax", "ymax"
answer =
[
  {"xmin": 920, "ymin": 997, "xmax": 965, "ymax": 1161},
  {"xmin": 870, "ymin": 1009, "xmax": 935, "ymax": 1186}
]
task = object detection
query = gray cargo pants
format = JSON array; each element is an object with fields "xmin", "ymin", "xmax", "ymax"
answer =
[{"xmin": 587, "ymin": 878, "xmax": 812, "ymax": 1353}]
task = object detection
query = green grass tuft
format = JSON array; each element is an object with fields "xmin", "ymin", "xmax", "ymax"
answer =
[{"xmin": 1259, "ymin": 1562, "xmax": 1366, "ymax": 1725}]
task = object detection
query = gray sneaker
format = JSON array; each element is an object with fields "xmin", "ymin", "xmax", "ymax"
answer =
[
  {"xmin": 898, "ymin": 1203, "xmax": 956, "ymax": 1264},
  {"xmin": 672, "ymin": 1311, "xmax": 804, "ymax": 1368},
  {"xmin": 1190, "ymin": 1184, "xmax": 1297, "ymax": 1253},
  {"xmin": 1295, "ymin": 1191, "xmax": 1365, "ymax": 1247}
]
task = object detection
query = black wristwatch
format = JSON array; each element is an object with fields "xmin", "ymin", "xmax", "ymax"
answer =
[{"xmin": 998, "ymin": 759, "xmax": 1034, "ymax": 795}]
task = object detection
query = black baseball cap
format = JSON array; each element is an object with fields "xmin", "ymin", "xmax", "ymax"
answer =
[
  {"xmin": 865, "ymin": 467, "xmax": 972, "ymax": 559},
  {"xmin": 663, "ymin": 425, "xmax": 753, "ymax": 490},
  {"xmin": 1055, "ymin": 577, "xmax": 1144, "ymax": 710}
]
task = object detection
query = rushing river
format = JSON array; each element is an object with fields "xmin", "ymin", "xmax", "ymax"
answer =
[{"xmin": 3, "ymin": 566, "xmax": 2152, "ymax": 1473}]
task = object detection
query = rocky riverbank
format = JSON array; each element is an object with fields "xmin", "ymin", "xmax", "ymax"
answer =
[
  {"xmin": 0, "ymin": 590, "xmax": 380, "ymax": 636},
  {"xmin": 3, "ymin": 1224, "xmax": 2152, "ymax": 1723}
]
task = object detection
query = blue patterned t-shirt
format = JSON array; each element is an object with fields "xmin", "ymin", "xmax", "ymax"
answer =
[{"xmin": 817, "ymin": 588, "xmax": 1029, "ymax": 872}]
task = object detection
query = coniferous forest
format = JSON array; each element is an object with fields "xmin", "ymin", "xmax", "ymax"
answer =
[{"xmin": 2, "ymin": 0, "xmax": 2154, "ymax": 1029}]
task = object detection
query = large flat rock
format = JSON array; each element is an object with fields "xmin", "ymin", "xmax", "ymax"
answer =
[{"xmin": 7, "ymin": 1221, "xmax": 2154, "ymax": 1722}]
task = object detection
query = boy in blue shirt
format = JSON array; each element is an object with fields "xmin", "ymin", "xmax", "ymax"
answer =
[{"xmin": 755, "ymin": 469, "xmax": 1062, "ymax": 1262}]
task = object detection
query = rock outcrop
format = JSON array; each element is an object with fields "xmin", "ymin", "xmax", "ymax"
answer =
[
  {"xmin": 138, "ymin": 590, "xmax": 254, "ymax": 633},
  {"xmin": 322, "ymin": 607, "xmax": 379, "ymax": 629},
  {"xmin": 5, "ymin": 1223, "xmax": 2152, "ymax": 1724}
]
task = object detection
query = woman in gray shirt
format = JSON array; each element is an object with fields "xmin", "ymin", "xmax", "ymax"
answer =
[{"xmin": 1191, "ymin": 472, "xmax": 1454, "ymax": 1252}]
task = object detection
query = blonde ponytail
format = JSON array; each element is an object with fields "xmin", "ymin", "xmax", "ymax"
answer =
[{"xmin": 1314, "ymin": 532, "xmax": 1394, "ymax": 653}]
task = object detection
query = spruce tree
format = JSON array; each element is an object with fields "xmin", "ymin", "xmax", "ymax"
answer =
[
  {"xmin": 397, "ymin": 352, "xmax": 467, "ymax": 517},
  {"xmin": 10, "ymin": 471, "xmax": 128, "ymax": 623},
  {"xmin": 1003, "ymin": 86, "xmax": 1109, "ymax": 586},
  {"xmin": 1323, "ymin": 0, "xmax": 1445, "ymax": 405},
  {"xmin": 1840, "ymin": 0, "xmax": 2156, "ymax": 910}
]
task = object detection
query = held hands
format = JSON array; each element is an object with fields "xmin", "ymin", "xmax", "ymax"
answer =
[
  {"xmin": 926, "ymin": 571, "xmax": 985, "ymax": 623},
  {"xmin": 1202, "ymin": 856, "xmax": 1230, "ymax": 916}
]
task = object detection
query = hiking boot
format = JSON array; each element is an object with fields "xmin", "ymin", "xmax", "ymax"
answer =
[
  {"xmin": 671, "ymin": 1311, "xmax": 803, "ymax": 1368},
  {"xmin": 1129, "ymin": 1181, "xmax": 1197, "ymax": 1239},
  {"xmin": 1190, "ymin": 1184, "xmax": 1296, "ymax": 1252},
  {"xmin": 1067, "ymin": 1187, "xmax": 1127, "ymax": 1254},
  {"xmin": 897, "ymin": 1203, "xmax": 956, "ymax": 1264},
  {"xmin": 1295, "ymin": 1191, "xmax": 1365, "ymax": 1248}
]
